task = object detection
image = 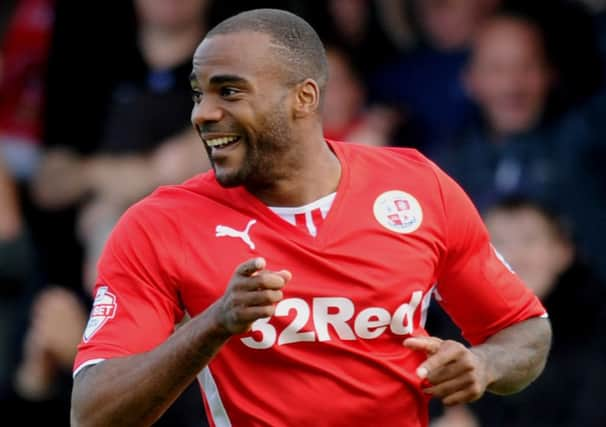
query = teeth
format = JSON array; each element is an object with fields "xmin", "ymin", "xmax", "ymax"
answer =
[{"xmin": 205, "ymin": 136, "xmax": 239, "ymax": 147}]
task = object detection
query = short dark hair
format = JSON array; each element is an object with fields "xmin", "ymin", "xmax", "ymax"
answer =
[
  {"xmin": 485, "ymin": 196, "xmax": 573, "ymax": 243},
  {"xmin": 206, "ymin": 8, "xmax": 328, "ymax": 92}
]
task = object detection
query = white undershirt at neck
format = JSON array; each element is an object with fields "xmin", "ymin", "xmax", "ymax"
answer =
[{"xmin": 269, "ymin": 192, "xmax": 336, "ymax": 237}]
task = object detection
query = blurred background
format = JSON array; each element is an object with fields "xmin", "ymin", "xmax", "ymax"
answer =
[{"xmin": 0, "ymin": 0, "xmax": 604, "ymax": 425}]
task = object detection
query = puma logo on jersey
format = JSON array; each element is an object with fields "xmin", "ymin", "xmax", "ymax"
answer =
[{"xmin": 215, "ymin": 219, "xmax": 257, "ymax": 250}]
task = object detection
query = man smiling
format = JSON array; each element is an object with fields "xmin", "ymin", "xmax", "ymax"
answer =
[{"xmin": 70, "ymin": 9, "xmax": 551, "ymax": 427}]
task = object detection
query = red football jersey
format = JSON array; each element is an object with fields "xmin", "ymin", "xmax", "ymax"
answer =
[{"xmin": 74, "ymin": 140, "xmax": 546, "ymax": 427}]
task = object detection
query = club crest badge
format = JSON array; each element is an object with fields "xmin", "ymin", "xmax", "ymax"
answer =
[
  {"xmin": 83, "ymin": 286, "xmax": 118, "ymax": 342},
  {"xmin": 373, "ymin": 190, "xmax": 423, "ymax": 234}
]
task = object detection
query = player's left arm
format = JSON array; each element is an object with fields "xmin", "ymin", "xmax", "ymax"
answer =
[
  {"xmin": 407, "ymin": 159, "xmax": 552, "ymax": 405},
  {"xmin": 404, "ymin": 316, "xmax": 551, "ymax": 405}
]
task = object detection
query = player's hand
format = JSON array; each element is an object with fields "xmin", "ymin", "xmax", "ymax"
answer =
[
  {"xmin": 214, "ymin": 257, "xmax": 291, "ymax": 335},
  {"xmin": 404, "ymin": 336, "xmax": 492, "ymax": 406}
]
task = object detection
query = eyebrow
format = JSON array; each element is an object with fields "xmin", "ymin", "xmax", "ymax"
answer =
[
  {"xmin": 189, "ymin": 72, "xmax": 249, "ymax": 85},
  {"xmin": 209, "ymin": 74, "xmax": 249, "ymax": 86}
]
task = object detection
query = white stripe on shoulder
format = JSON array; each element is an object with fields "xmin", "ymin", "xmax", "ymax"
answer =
[
  {"xmin": 73, "ymin": 358, "xmax": 106, "ymax": 378},
  {"xmin": 198, "ymin": 367, "xmax": 232, "ymax": 427}
]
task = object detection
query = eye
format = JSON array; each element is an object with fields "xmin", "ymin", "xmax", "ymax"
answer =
[
  {"xmin": 220, "ymin": 87, "xmax": 239, "ymax": 98},
  {"xmin": 191, "ymin": 90, "xmax": 202, "ymax": 104}
]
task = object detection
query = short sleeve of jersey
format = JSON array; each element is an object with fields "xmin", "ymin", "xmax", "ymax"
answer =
[
  {"xmin": 432, "ymin": 163, "xmax": 546, "ymax": 345},
  {"xmin": 73, "ymin": 201, "xmax": 184, "ymax": 374}
]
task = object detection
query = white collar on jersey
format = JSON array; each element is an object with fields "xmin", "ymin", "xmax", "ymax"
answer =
[{"xmin": 269, "ymin": 192, "xmax": 337, "ymax": 237}]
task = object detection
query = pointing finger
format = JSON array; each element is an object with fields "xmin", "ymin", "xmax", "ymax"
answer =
[
  {"xmin": 248, "ymin": 271, "xmax": 290, "ymax": 290},
  {"xmin": 403, "ymin": 336, "xmax": 443, "ymax": 354},
  {"xmin": 415, "ymin": 341, "xmax": 466, "ymax": 380},
  {"xmin": 276, "ymin": 269, "xmax": 292, "ymax": 283},
  {"xmin": 403, "ymin": 336, "xmax": 445, "ymax": 379},
  {"xmin": 236, "ymin": 257, "xmax": 266, "ymax": 277}
]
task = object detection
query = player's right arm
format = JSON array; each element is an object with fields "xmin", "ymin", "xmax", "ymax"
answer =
[{"xmin": 71, "ymin": 256, "xmax": 290, "ymax": 427}]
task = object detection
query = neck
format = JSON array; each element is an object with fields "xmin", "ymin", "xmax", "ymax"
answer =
[
  {"xmin": 249, "ymin": 132, "xmax": 341, "ymax": 207},
  {"xmin": 139, "ymin": 24, "xmax": 204, "ymax": 70}
]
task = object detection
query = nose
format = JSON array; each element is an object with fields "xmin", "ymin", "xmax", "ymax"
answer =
[{"xmin": 191, "ymin": 96, "xmax": 224, "ymax": 128}]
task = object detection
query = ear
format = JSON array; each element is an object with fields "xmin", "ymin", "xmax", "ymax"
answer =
[{"xmin": 293, "ymin": 78, "xmax": 320, "ymax": 118}]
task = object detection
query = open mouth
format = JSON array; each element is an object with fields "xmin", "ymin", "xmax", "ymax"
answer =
[{"xmin": 204, "ymin": 135, "xmax": 241, "ymax": 149}]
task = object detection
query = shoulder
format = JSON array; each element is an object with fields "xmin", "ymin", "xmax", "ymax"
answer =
[
  {"xmin": 103, "ymin": 171, "xmax": 224, "ymax": 264},
  {"xmin": 330, "ymin": 139, "xmax": 454, "ymax": 197},
  {"xmin": 117, "ymin": 170, "xmax": 223, "ymax": 231},
  {"xmin": 330, "ymin": 139, "xmax": 439, "ymax": 173},
  {"xmin": 331, "ymin": 139, "xmax": 460, "ymax": 213},
  {"xmin": 137, "ymin": 170, "xmax": 220, "ymax": 209}
]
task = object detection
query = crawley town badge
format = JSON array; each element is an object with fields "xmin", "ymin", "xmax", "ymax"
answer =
[
  {"xmin": 83, "ymin": 286, "xmax": 118, "ymax": 342},
  {"xmin": 373, "ymin": 190, "xmax": 423, "ymax": 234}
]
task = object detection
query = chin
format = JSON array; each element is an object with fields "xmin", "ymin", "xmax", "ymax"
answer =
[{"xmin": 214, "ymin": 170, "xmax": 244, "ymax": 188}]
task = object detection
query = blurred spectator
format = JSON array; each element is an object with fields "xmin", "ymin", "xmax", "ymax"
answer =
[
  {"xmin": 33, "ymin": 0, "xmax": 211, "ymax": 287},
  {"xmin": 484, "ymin": 198, "xmax": 605, "ymax": 426},
  {"xmin": 0, "ymin": 155, "xmax": 35, "ymax": 395},
  {"xmin": 323, "ymin": 45, "xmax": 401, "ymax": 146},
  {"xmin": 0, "ymin": 0, "xmax": 55, "ymax": 181},
  {"xmin": 16, "ymin": 289, "xmax": 86, "ymax": 400},
  {"xmin": 7, "ymin": 0, "xmax": 212, "ymax": 425},
  {"xmin": 463, "ymin": 11, "xmax": 555, "ymax": 140},
  {"xmin": 429, "ymin": 197, "xmax": 606, "ymax": 426},
  {"xmin": 412, "ymin": 0, "xmax": 502, "ymax": 51},
  {"xmin": 435, "ymin": 7, "xmax": 606, "ymax": 278},
  {"xmin": 11, "ymin": 0, "xmax": 137, "ymax": 297},
  {"xmin": 321, "ymin": 0, "xmax": 404, "ymax": 81},
  {"xmin": 0, "ymin": 0, "xmax": 53, "ymax": 410},
  {"xmin": 370, "ymin": 0, "xmax": 502, "ymax": 153},
  {"xmin": 484, "ymin": 198, "xmax": 575, "ymax": 301},
  {"xmin": 573, "ymin": 0, "xmax": 606, "ymax": 78},
  {"xmin": 5, "ymin": 286, "xmax": 87, "ymax": 424},
  {"xmin": 506, "ymin": 0, "xmax": 603, "ymax": 111},
  {"xmin": 6, "ymin": 284, "xmax": 205, "ymax": 426},
  {"xmin": 476, "ymin": 198, "xmax": 606, "ymax": 426}
]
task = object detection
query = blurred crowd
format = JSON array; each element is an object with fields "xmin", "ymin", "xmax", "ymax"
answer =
[{"xmin": 0, "ymin": 0, "xmax": 605, "ymax": 426}]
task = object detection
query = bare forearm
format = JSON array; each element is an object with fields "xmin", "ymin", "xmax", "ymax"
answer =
[
  {"xmin": 471, "ymin": 316, "xmax": 552, "ymax": 395},
  {"xmin": 72, "ymin": 257, "xmax": 289, "ymax": 426},
  {"xmin": 71, "ymin": 303, "xmax": 231, "ymax": 427}
]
